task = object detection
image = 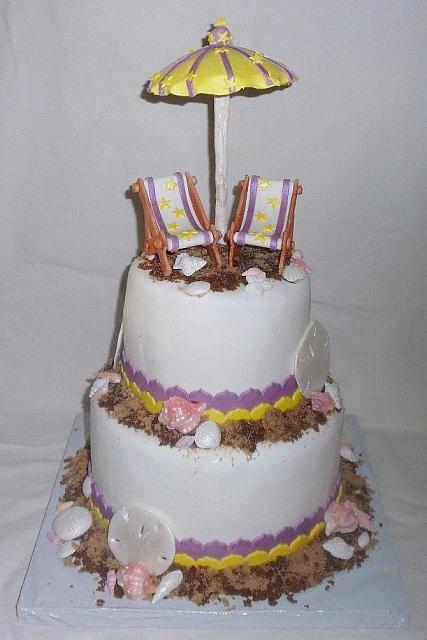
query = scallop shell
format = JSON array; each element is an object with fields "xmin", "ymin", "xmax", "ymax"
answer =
[
  {"xmin": 194, "ymin": 421, "xmax": 221, "ymax": 449},
  {"xmin": 173, "ymin": 252, "xmax": 207, "ymax": 276},
  {"xmin": 152, "ymin": 570, "xmax": 183, "ymax": 604},
  {"xmin": 322, "ymin": 536, "xmax": 354, "ymax": 560},
  {"xmin": 295, "ymin": 320, "xmax": 330, "ymax": 397},
  {"xmin": 108, "ymin": 505, "xmax": 175, "ymax": 575},
  {"xmin": 358, "ymin": 531, "xmax": 370, "ymax": 549},
  {"xmin": 283, "ymin": 263, "xmax": 306, "ymax": 282},
  {"xmin": 177, "ymin": 281, "xmax": 211, "ymax": 297},
  {"xmin": 57, "ymin": 540, "xmax": 80, "ymax": 559},
  {"xmin": 325, "ymin": 381, "xmax": 342, "ymax": 410},
  {"xmin": 52, "ymin": 506, "xmax": 92, "ymax": 541},
  {"xmin": 82, "ymin": 475, "xmax": 92, "ymax": 498}
]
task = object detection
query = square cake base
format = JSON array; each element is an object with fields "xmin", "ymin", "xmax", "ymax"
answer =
[{"xmin": 16, "ymin": 413, "xmax": 408, "ymax": 629}]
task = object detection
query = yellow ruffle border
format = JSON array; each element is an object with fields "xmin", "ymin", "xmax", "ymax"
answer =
[
  {"xmin": 121, "ymin": 368, "xmax": 302, "ymax": 424},
  {"xmin": 88, "ymin": 485, "xmax": 343, "ymax": 570}
]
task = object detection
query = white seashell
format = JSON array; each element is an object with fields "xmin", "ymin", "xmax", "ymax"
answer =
[
  {"xmin": 325, "ymin": 381, "xmax": 341, "ymax": 410},
  {"xmin": 175, "ymin": 435, "xmax": 195, "ymax": 448},
  {"xmin": 283, "ymin": 263, "xmax": 306, "ymax": 282},
  {"xmin": 52, "ymin": 506, "xmax": 92, "ymax": 541},
  {"xmin": 358, "ymin": 531, "xmax": 370, "ymax": 549},
  {"xmin": 295, "ymin": 320, "xmax": 330, "ymax": 398},
  {"xmin": 152, "ymin": 570, "xmax": 183, "ymax": 604},
  {"xmin": 194, "ymin": 421, "xmax": 221, "ymax": 449},
  {"xmin": 108, "ymin": 505, "xmax": 175, "ymax": 575},
  {"xmin": 82, "ymin": 475, "xmax": 92, "ymax": 498},
  {"xmin": 173, "ymin": 252, "xmax": 207, "ymax": 276},
  {"xmin": 340, "ymin": 442, "xmax": 358, "ymax": 463},
  {"xmin": 89, "ymin": 377, "xmax": 108, "ymax": 399},
  {"xmin": 57, "ymin": 540, "xmax": 80, "ymax": 559},
  {"xmin": 178, "ymin": 281, "xmax": 211, "ymax": 297},
  {"xmin": 106, "ymin": 569, "xmax": 117, "ymax": 596},
  {"xmin": 244, "ymin": 279, "xmax": 272, "ymax": 299},
  {"xmin": 322, "ymin": 536, "xmax": 354, "ymax": 560}
]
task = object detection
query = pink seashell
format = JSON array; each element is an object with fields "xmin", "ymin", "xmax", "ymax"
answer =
[
  {"xmin": 324, "ymin": 500, "xmax": 373, "ymax": 536},
  {"xmin": 116, "ymin": 561, "xmax": 156, "ymax": 601},
  {"xmin": 175, "ymin": 435, "xmax": 195, "ymax": 448},
  {"xmin": 159, "ymin": 396, "xmax": 206, "ymax": 434},
  {"xmin": 94, "ymin": 370, "xmax": 122, "ymax": 384},
  {"xmin": 242, "ymin": 267, "xmax": 266, "ymax": 279},
  {"xmin": 55, "ymin": 501, "xmax": 73, "ymax": 513},
  {"xmin": 311, "ymin": 391, "xmax": 336, "ymax": 414},
  {"xmin": 106, "ymin": 569, "xmax": 117, "ymax": 596},
  {"xmin": 47, "ymin": 531, "xmax": 64, "ymax": 545},
  {"xmin": 291, "ymin": 249, "xmax": 312, "ymax": 273}
]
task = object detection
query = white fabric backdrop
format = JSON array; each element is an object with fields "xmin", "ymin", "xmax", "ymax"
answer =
[{"xmin": 1, "ymin": 1, "xmax": 426, "ymax": 638}]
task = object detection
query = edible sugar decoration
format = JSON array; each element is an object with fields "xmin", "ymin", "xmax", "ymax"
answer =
[
  {"xmin": 294, "ymin": 320, "xmax": 330, "ymax": 398},
  {"xmin": 324, "ymin": 500, "xmax": 373, "ymax": 537},
  {"xmin": 108, "ymin": 505, "xmax": 176, "ymax": 575},
  {"xmin": 159, "ymin": 396, "xmax": 207, "ymax": 434},
  {"xmin": 173, "ymin": 252, "xmax": 207, "ymax": 276},
  {"xmin": 152, "ymin": 569, "xmax": 184, "ymax": 604},
  {"xmin": 177, "ymin": 281, "xmax": 211, "ymax": 297},
  {"xmin": 322, "ymin": 536, "xmax": 355, "ymax": 561},
  {"xmin": 194, "ymin": 420, "xmax": 221, "ymax": 449},
  {"xmin": 242, "ymin": 267, "xmax": 272, "ymax": 299},
  {"xmin": 290, "ymin": 249, "xmax": 311, "ymax": 274},
  {"xmin": 52, "ymin": 506, "xmax": 92, "ymax": 542},
  {"xmin": 311, "ymin": 391, "xmax": 336, "ymax": 414},
  {"xmin": 117, "ymin": 561, "xmax": 156, "ymax": 601},
  {"xmin": 340, "ymin": 442, "xmax": 358, "ymax": 463}
]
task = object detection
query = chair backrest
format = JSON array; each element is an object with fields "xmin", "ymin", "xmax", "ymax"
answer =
[
  {"xmin": 143, "ymin": 172, "xmax": 212, "ymax": 251},
  {"xmin": 234, "ymin": 175, "xmax": 295, "ymax": 249}
]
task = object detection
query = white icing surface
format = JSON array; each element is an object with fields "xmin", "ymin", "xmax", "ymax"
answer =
[
  {"xmin": 90, "ymin": 398, "xmax": 343, "ymax": 543},
  {"xmin": 123, "ymin": 259, "xmax": 311, "ymax": 394}
]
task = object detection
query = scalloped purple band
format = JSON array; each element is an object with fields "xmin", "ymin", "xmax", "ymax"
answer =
[
  {"xmin": 88, "ymin": 462, "xmax": 340, "ymax": 559},
  {"xmin": 122, "ymin": 356, "xmax": 298, "ymax": 412}
]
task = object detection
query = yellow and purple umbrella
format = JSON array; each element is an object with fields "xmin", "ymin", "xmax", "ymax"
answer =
[{"xmin": 147, "ymin": 19, "xmax": 298, "ymax": 236}]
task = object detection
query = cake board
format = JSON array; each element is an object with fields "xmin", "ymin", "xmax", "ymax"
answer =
[{"xmin": 16, "ymin": 413, "xmax": 409, "ymax": 629}]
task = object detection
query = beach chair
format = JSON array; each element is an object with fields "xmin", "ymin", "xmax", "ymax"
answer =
[
  {"xmin": 131, "ymin": 172, "xmax": 222, "ymax": 276},
  {"xmin": 228, "ymin": 175, "xmax": 303, "ymax": 275}
]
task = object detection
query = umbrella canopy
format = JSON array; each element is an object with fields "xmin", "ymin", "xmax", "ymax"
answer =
[{"xmin": 146, "ymin": 19, "xmax": 298, "ymax": 236}]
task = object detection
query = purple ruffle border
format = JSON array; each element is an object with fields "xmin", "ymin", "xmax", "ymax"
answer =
[
  {"xmin": 122, "ymin": 356, "xmax": 298, "ymax": 412},
  {"xmin": 88, "ymin": 462, "xmax": 341, "ymax": 559}
]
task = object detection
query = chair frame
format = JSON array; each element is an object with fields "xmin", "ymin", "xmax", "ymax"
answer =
[
  {"xmin": 227, "ymin": 176, "xmax": 303, "ymax": 275},
  {"xmin": 131, "ymin": 172, "xmax": 222, "ymax": 276}
]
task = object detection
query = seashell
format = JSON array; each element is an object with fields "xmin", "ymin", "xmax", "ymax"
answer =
[
  {"xmin": 89, "ymin": 377, "xmax": 109, "ymax": 400},
  {"xmin": 117, "ymin": 561, "xmax": 156, "ymax": 601},
  {"xmin": 82, "ymin": 475, "xmax": 92, "ymax": 498},
  {"xmin": 108, "ymin": 505, "xmax": 175, "ymax": 575},
  {"xmin": 106, "ymin": 569, "xmax": 117, "ymax": 596},
  {"xmin": 311, "ymin": 391, "xmax": 336, "ymax": 414},
  {"xmin": 94, "ymin": 370, "xmax": 121, "ymax": 384},
  {"xmin": 242, "ymin": 267, "xmax": 266, "ymax": 279},
  {"xmin": 244, "ymin": 279, "xmax": 272, "ymax": 299},
  {"xmin": 283, "ymin": 263, "xmax": 306, "ymax": 282},
  {"xmin": 52, "ymin": 506, "xmax": 92, "ymax": 541},
  {"xmin": 340, "ymin": 442, "xmax": 358, "ymax": 463},
  {"xmin": 358, "ymin": 531, "xmax": 370, "ymax": 548},
  {"xmin": 57, "ymin": 540, "xmax": 80, "ymax": 559},
  {"xmin": 159, "ymin": 396, "xmax": 206, "ymax": 434},
  {"xmin": 194, "ymin": 420, "xmax": 221, "ymax": 449},
  {"xmin": 152, "ymin": 569, "xmax": 183, "ymax": 604},
  {"xmin": 295, "ymin": 320, "xmax": 330, "ymax": 397},
  {"xmin": 175, "ymin": 435, "xmax": 195, "ymax": 448},
  {"xmin": 46, "ymin": 531, "xmax": 63, "ymax": 545},
  {"xmin": 325, "ymin": 381, "xmax": 342, "ymax": 410},
  {"xmin": 290, "ymin": 249, "xmax": 312, "ymax": 273},
  {"xmin": 322, "ymin": 536, "xmax": 354, "ymax": 560},
  {"xmin": 173, "ymin": 252, "xmax": 207, "ymax": 276},
  {"xmin": 55, "ymin": 501, "xmax": 73, "ymax": 513},
  {"xmin": 177, "ymin": 281, "xmax": 211, "ymax": 297}
]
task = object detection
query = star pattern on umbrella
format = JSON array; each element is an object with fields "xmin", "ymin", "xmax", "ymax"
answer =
[
  {"xmin": 267, "ymin": 196, "xmax": 280, "ymax": 208},
  {"xmin": 178, "ymin": 229, "xmax": 198, "ymax": 240},
  {"xmin": 249, "ymin": 52, "xmax": 265, "ymax": 64},
  {"xmin": 159, "ymin": 198, "xmax": 170, "ymax": 210},
  {"xmin": 259, "ymin": 178, "xmax": 271, "ymax": 190},
  {"xmin": 164, "ymin": 178, "xmax": 178, "ymax": 191},
  {"xmin": 167, "ymin": 222, "xmax": 180, "ymax": 232}
]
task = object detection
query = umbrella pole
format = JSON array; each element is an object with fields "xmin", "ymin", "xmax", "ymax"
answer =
[{"xmin": 214, "ymin": 95, "xmax": 230, "ymax": 240}]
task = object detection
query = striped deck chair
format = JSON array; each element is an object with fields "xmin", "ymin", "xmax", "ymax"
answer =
[
  {"xmin": 131, "ymin": 172, "xmax": 222, "ymax": 276},
  {"xmin": 228, "ymin": 175, "xmax": 303, "ymax": 275}
]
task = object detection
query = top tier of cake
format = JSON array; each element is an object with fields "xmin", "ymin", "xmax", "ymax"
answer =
[{"xmin": 122, "ymin": 258, "xmax": 311, "ymax": 397}]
